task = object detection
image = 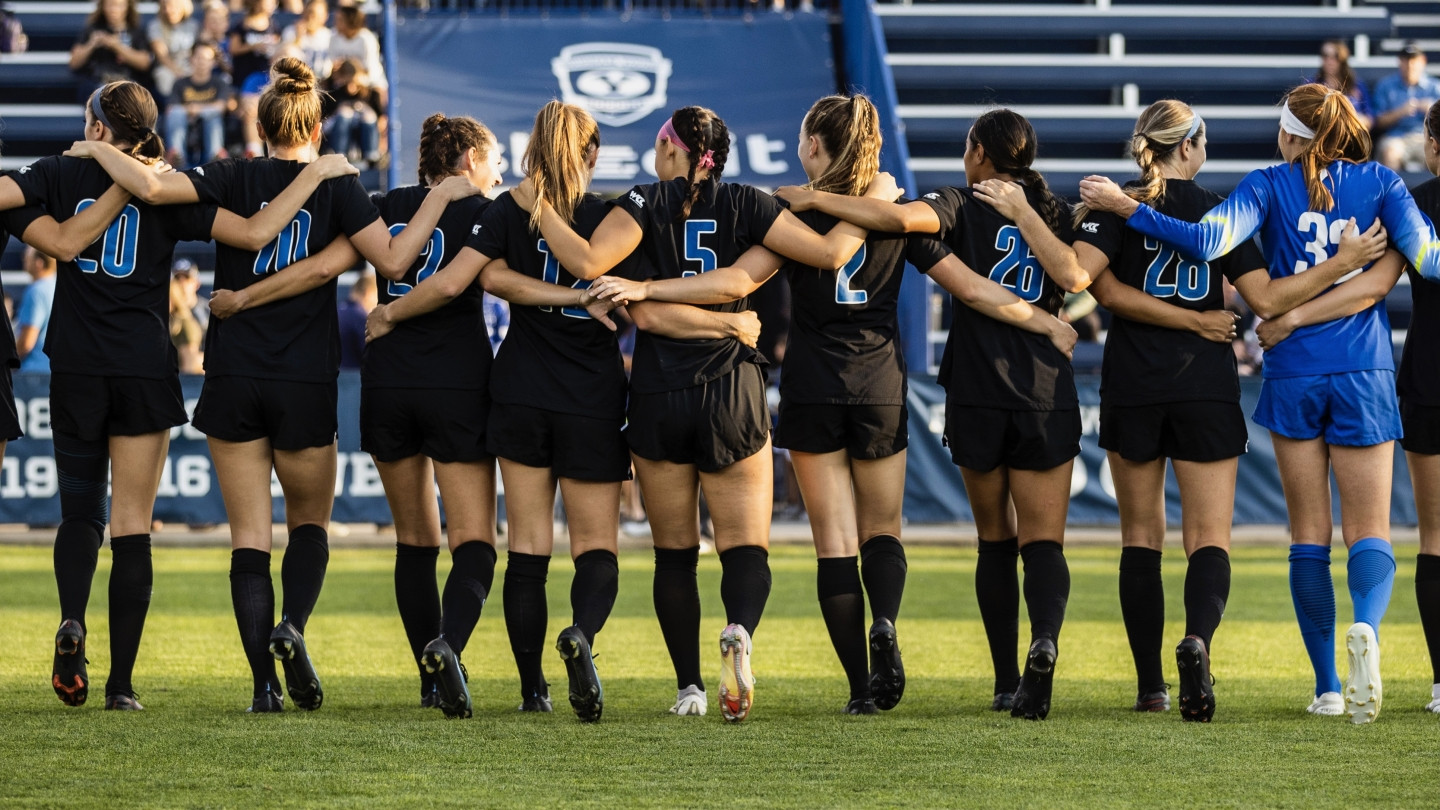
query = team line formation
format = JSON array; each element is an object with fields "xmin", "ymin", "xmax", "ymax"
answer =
[{"xmin": 5, "ymin": 58, "xmax": 1440, "ymax": 726}]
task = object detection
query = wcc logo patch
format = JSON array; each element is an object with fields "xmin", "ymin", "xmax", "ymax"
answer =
[
  {"xmin": 1080, "ymin": 222, "xmax": 1099, "ymax": 234},
  {"xmin": 551, "ymin": 43, "xmax": 673, "ymax": 127}
]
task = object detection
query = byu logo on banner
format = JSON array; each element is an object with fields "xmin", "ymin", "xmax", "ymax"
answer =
[{"xmin": 551, "ymin": 42, "xmax": 673, "ymax": 127}]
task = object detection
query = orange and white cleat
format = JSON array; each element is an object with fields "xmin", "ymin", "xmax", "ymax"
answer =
[{"xmin": 718, "ymin": 623, "xmax": 755, "ymax": 723}]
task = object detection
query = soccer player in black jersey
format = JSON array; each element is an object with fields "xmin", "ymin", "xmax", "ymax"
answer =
[
  {"xmin": 66, "ymin": 59, "xmax": 481, "ymax": 712},
  {"xmin": 975, "ymin": 99, "xmax": 1385, "ymax": 721},
  {"xmin": 211, "ymin": 112, "xmax": 505, "ymax": 718},
  {"xmin": 778, "ymin": 110, "xmax": 1089, "ymax": 720},
  {"xmin": 599, "ymin": 96, "xmax": 1072, "ymax": 716},
  {"xmin": 510, "ymin": 105, "xmax": 923, "ymax": 722},
  {"xmin": 6, "ymin": 79, "xmax": 352, "ymax": 711},
  {"xmin": 367, "ymin": 102, "xmax": 650, "ymax": 721}
]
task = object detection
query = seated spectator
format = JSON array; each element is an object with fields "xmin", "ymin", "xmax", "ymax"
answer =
[
  {"xmin": 1374, "ymin": 42, "xmax": 1440, "ymax": 170},
  {"xmin": 149, "ymin": 0, "xmax": 198, "ymax": 101},
  {"xmin": 1312, "ymin": 39, "xmax": 1373, "ymax": 130},
  {"xmin": 170, "ymin": 269, "xmax": 204, "ymax": 375},
  {"xmin": 283, "ymin": 0, "xmax": 333, "ymax": 82},
  {"xmin": 69, "ymin": 0, "xmax": 153, "ymax": 101},
  {"xmin": 330, "ymin": 5, "xmax": 386, "ymax": 105},
  {"xmin": 16, "ymin": 246, "xmax": 56, "ymax": 373},
  {"xmin": 338, "ymin": 271, "xmax": 377, "ymax": 369},
  {"xmin": 196, "ymin": 0, "xmax": 234, "ymax": 75},
  {"xmin": 166, "ymin": 42, "xmax": 233, "ymax": 167},
  {"xmin": 229, "ymin": 0, "xmax": 280, "ymax": 156},
  {"xmin": 323, "ymin": 57, "xmax": 383, "ymax": 166}
]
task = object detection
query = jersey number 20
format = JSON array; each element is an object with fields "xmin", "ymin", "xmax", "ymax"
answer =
[
  {"xmin": 252, "ymin": 207, "xmax": 312, "ymax": 275},
  {"xmin": 73, "ymin": 199, "xmax": 140, "ymax": 278}
]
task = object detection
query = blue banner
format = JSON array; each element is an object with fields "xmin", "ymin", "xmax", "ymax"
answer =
[{"xmin": 391, "ymin": 14, "xmax": 836, "ymax": 191}]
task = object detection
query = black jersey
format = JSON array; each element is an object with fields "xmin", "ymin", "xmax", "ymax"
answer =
[
  {"xmin": 920, "ymin": 185, "xmax": 1075, "ymax": 410},
  {"xmin": 365, "ymin": 186, "xmax": 491, "ymax": 391},
  {"xmin": 8, "ymin": 156, "xmax": 216, "ymax": 379},
  {"xmin": 1075, "ymin": 180, "xmax": 1260, "ymax": 407},
  {"xmin": 466, "ymin": 192, "xmax": 640, "ymax": 418},
  {"xmin": 0, "ymin": 211, "xmax": 24, "ymax": 368},
  {"xmin": 1400, "ymin": 178, "xmax": 1440, "ymax": 406},
  {"xmin": 185, "ymin": 157, "xmax": 379, "ymax": 382},
  {"xmin": 780, "ymin": 206, "xmax": 946, "ymax": 405},
  {"xmin": 613, "ymin": 178, "xmax": 784, "ymax": 394}
]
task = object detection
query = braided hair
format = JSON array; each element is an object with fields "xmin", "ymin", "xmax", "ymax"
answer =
[
  {"xmin": 93, "ymin": 81, "xmax": 164, "ymax": 161},
  {"xmin": 1072, "ymin": 99, "xmax": 1201, "ymax": 228},
  {"xmin": 418, "ymin": 113, "xmax": 495, "ymax": 186},
  {"xmin": 667, "ymin": 106, "xmax": 731, "ymax": 221},
  {"xmin": 521, "ymin": 100, "xmax": 599, "ymax": 231},
  {"xmin": 969, "ymin": 109, "xmax": 1065, "ymax": 237},
  {"xmin": 801, "ymin": 94, "xmax": 882, "ymax": 197}
]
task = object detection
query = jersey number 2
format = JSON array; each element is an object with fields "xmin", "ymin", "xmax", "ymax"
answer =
[
  {"xmin": 74, "ymin": 199, "xmax": 140, "ymax": 278},
  {"xmin": 835, "ymin": 245, "xmax": 868, "ymax": 304}
]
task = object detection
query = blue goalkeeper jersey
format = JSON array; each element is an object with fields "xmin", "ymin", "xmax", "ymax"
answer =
[{"xmin": 1126, "ymin": 160, "xmax": 1440, "ymax": 378}]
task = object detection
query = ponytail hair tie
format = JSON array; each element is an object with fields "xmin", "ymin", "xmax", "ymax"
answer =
[{"xmin": 697, "ymin": 150, "xmax": 715, "ymax": 170}]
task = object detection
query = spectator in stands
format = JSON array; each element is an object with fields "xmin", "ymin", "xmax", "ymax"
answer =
[
  {"xmin": 283, "ymin": 0, "xmax": 333, "ymax": 82},
  {"xmin": 69, "ymin": 0, "xmax": 153, "ymax": 102},
  {"xmin": 165, "ymin": 41, "xmax": 233, "ymax": 167},
  {"xmin": 149, "ymin": 0, "xmax": 198, "ymax": 101},
  {"xmin": 15, "ymin": 246, "xmax": 55, "ymax": 373},
  {"xmin": 230, "ymin": 0, "xmax": 281, "ymax": 157},
  {"xmin": 196, "ymin": 0, "xmax": 233, "ymax": 75},
  {"xmin": 171, "ymin": 258, "xmax": 209, "ymax": 333},
  {"xmin": 1375, "ymin": 42, "xmax": 1440, "ymax": 170},
  {"xmin": 338, "ymin": 271, "xmax": 376, "ymax": 369},
  {"xmin": 1312, "ymin": 39, "xmax": 1372, "ymax": 131},
  {"xmin": 330, "ymin": 6, "xmax": 386, "ymax": 106},
  {"xmin": 170, "ymin": 268, "xmax": 205, "ymax": 375},
  {"xmin": 323, "ymin": 57, "xmax": 384, "ymax": 167}
]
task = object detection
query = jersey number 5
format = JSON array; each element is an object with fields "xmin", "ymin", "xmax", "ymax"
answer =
[
  {"xmin": 683, "ymin": 219, "xmax": 719, "ymax": 277},
  {"xmin": 384, "ymin": 224, "xmax": 444, "ymax": 298},
  {"xmin": 73, "ymin": 199, "xmax": 140, "ymax": 278},
  {"xmin": 990, "ymin": 225, "xmax": 1045, "ymax": 303}
]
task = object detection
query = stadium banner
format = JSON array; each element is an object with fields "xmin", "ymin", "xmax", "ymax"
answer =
[
  {"xmin": 390, "ymin": 14, "xmax": 835, "ymax": 192},
  {"xmin": 0, "ymin": 373, "xmax": 1418, "ymax": 527}
]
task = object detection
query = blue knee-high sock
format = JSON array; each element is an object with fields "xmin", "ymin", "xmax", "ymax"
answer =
[
  {"xmin": 1347, "ymin": 537, "xmax": 1396, "ymax": 636},
  {"xmin": 1289, "ymin": 544, "xmax": 1341, "ymax": 696}
]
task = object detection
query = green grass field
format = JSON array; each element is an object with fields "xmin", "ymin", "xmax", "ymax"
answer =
[{"xmin": 0, "ymin": 542, "xmax": 1436, "ymax": 808}]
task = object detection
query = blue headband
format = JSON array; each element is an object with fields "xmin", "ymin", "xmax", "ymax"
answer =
[
  {"xmin": 90, "ymin": 90, "xmax": 113, "ymax": 132},
  {"xmin": 1185, "ymin": 114, "xmax": 1203, "ymax": 141}
]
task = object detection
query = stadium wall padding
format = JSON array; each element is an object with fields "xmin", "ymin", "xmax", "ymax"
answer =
[
  {"xmin": 390, "ymin": 13, "xmax": 836, "ymax": 192},
  {"xmin": 0, "ymin": 374, "xmax": 1416, "ymax": 527}
]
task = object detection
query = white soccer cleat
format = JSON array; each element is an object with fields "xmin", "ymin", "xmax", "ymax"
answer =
[
  {"xmin": 1343, "ymin": 622, "xmax": 1382, "ymax": 724},
  {"xmin": 1307, "ymin": 691, "xmax": 1344, "ymax": 716},
  {"xmin": 669, "ymin": 684, "xmax": 707, "ymax": 717},
  {"xmin": 718, "ymin": 623, "xmax": 755, "ymax": 723},
  {"xmin": 1427, "ymin": 684, "xmax": 1440, "ymax": 714}
]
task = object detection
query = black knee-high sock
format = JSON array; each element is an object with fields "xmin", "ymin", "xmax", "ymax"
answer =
[
  {"xmin": 280, "ymin": 524, "xmax": 329, "ymax": 634},
  {"xmin": 106, "ymin": 534, "xmax": 152, "ymax": 697},
  {"xmin": 1119, "ymin": 546, "xmax": 1165, "ymax": 694},
  {"xmin": 571, "ymin": 549, "xmax": 619, "ymax": 644},
  {"xmin": 654, "ymin": 546, "xmax": 703, "ymax": 690},
  {"xmin": 230, "ymin": 548, "xmax": 279, "ymax": 696},
  {"xmin": 976, "ymin": 537, "xmax": 1020, "ymax": 694},
  {"xmin": 52, "ymin": 430, "xmax": 109, "ymax": 627},
  {"xmin": 1184, "ymin": 546, "xmax": 1231, "ymax": 653},
  {"xmin": 719, "ymin": 545, "xmax": 772, "ymax": 636},
  {"xmin": 818, "ymin": 556, "xmax": 869, "ymax": 700},
  {"xmin": 1417, "ymin": 554, "xmax": 1440, "ymax": 683},
  {"xmin": 1021, "ymin": 540, "xmax": 1070, "ymax": 643},
  {"xmin": 503, "ymin": 551, "xmax": 550, "ymax": 700},
  {"xmin": 394, "ymin": 543, "xmax": 440, "ymax": 677},
  {"xmin": 442, "ymin": 540, "xmax": 496, "ymax": 656},
  {"xmin": 860, "ymin": 535, "xmax": 907, "ymax": 624}
]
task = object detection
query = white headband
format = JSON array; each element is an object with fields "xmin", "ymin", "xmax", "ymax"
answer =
[{"xmin": 1280, "ymin": 105, "xmax": 1316, "ymax": 139}]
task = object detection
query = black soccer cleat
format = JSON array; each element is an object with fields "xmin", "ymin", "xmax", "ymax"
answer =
[
  {"xmin": 420, "ymin": 682, "xmax": 440, "ymax": 710},
  {"xmin": 1176, "ymin": 635, "xmax": 1216, "ymax": 723},
  {"xmin": 556, "ymin": 626, "xmax": 604, "ymax": 723},
  {"xmin": 518, "ymin": 684, "xmax": 553, "ymax": 713},
  {"xmin": 991, "ymin": 692, "xmax": 1015, "ymax": 712},
  {"xmin": 52, "ymin": 619, "xmax": 88, "ymax": 707},
  {"xmin": 104, "ymin": 692, "xmax": 144, "ymax": 711},
  {"xmin": 868, "ymin": 618, "xmax": 906, "ymax": 711},
  {"xmin": 1011, "ymin": 638, "xmax": 1058, "ymax": 721},
  {"xmin": 247, "ymin": 682, "xmax": 284, "ymax": 713},
  {"xmin": 1134, "ymin": 686, "xmax": 1171, "ymax": 712},
  {"xmin": 421, "ymin": 637, "xmax": 472, "ymax": 719},
  {"xmin": 844, "ymin": 697, "xmax": 878, "ymax": 715},
  {"xmin": 269, "ymin": 621, "xmax": 323, "ymax": 710}
]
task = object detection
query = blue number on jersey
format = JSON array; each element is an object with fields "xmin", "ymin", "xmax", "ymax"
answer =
[
  {"xmin": 252, "ymin": 206, "xmax": 313, "ymax": 275},
  {"xmin": 683, "ymin": 219, "xmax": 719, "ymax": 277},
  {"xmin": 835, "ymin": 244, "xmax": 868, "ymax": 305},
  {"xmin": 989, "ymin": 225, "xmax": 1045, "ymax": 302},
  {"xmin": 536, "ymin": 238, "xmax": 591, "ymax": 319},
  {"xmin": 384, "ymin": 224, "xmax": 445, "ymax": 298},
  {"xmin": 1141, "ymin": 237, "xmax": 1209, "ymax": 301},
  {"xmin": 73, "ymin": 199, "xmax": 140, "ymax": 278}
]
